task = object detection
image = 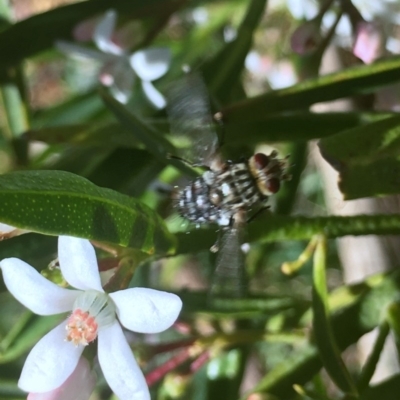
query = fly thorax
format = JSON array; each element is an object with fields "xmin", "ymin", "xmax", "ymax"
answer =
[{"xmin": 66, "ymin": 290, "xmax": 116, "ymax": 346}]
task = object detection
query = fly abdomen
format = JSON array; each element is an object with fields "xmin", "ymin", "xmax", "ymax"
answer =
[{"xmin": 177, "ymin": 176, "xmax": 219, "ymax": 224}]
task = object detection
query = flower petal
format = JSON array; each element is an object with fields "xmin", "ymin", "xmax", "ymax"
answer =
[
  {"xmin": 0, "ymin": 258, "xmax": 79, "ymax": 315},
  {"xmin": 130, "ymin": 48, "xmax": 171, "ymax": 81},
  {"xmin": 0, "ymin": 222, "xmax": 16, "ymax": 234},
  {"xmin": 27, "ymin": 357, "xmax": 96, "ymax": 400},
  {"xmin": 98, "ymin": 322, "xmax": 150, "ymax": 400},
  {"xmin": 58, "ymin": 236, "xmax": 103, "ymax": 292},
  {"xmin": 110, "ymin": 288, "xmax": 182, "ymax": 333},
  {"xmin": 19, "ymin": 321, "xmax": 84, "ymax": 393},
  {"xmin": 93, "ymin": 9, "xmax": 124, "ymax": 56},
  {"xmin": 141, "ymin": 80, "xmax": 167, "ymax": 109},
  {"xmin": 353, "ymin": 21, "xmax": 384, "ymax": 64},
  {"xmin": 0, "ymin": 222, "xmax": 28, "ymax": 239},
  {"xmin": 108, "ymin": 59, "xmax": 134, "ymax": 104},
  {"xmin": 109, "ymin": 84, "xmax": 132, "ymax": 104},
  {"xmin": 55, "ymin": 40, "xmax": 108, "ymax": 61}
]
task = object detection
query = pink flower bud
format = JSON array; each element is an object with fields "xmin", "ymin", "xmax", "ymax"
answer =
[
  {"xmin": 290, "ymin": 20, "xmax": 322, "ymax": 55},
  {"xmin": 353, "ymin": 21, "xmax": 384, "ymax": 64},
  {"xmin": 27, "ymin": 358, "xmax": 96, "ymax": 400}
]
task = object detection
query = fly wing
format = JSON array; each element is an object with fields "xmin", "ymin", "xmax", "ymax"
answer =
[
  {"xmin": 167, "ymin": 74, "xmax": 219, "ymax": 167},
  {"xmin": 210, "ymin": 226, "xmax": 248, "ymax": 298}
]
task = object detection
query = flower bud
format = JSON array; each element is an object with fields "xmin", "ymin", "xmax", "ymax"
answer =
[
  {"xmin": 290, "ymin": 20, "xmax": 322, "ymax": 55},
  {"xmin": 353, "ymin": 21, "xmax": 384, "ymax": 64},
  {"xmin": 27, "ymin": 358, "xmax": 96, "ymax": 400}
]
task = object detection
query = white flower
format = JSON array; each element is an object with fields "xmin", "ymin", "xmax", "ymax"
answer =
[
  {"xmin": 0, "ymin": 236, "xmax": 182, "ymax": 400},
  {"xmin": 0, "ymin": 222, "xmax": 28, "ymax": 239},
  {"xmin": 27, "ymin": 357, "xmax": 96, "ymax": 400},
  {"xmin": 56, "ymin": 9, "xmax": 171, "ymax": 107}
]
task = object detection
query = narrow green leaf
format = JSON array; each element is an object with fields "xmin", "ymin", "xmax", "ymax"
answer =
[
  {"xmin": 101, "ymin": 90, "xmax": 197, "ymax": 177},
  {"xmin": 319, "ymin": 115, "xmax": 400, "ymax": 164},
  {"xmin": 225, "ymin": 112, "xmax": 394, "ymax": 143},
  {"xmin": 357, "ymin": 320, "xmax": 390, "ymax": 392},
  {"xmin": 360, "ymin": 374, "xmax": 400, "ymax": 400},
  {"xmin": 0, "ymin": 313, "xmax": 62, "ymax": 363},
  {"xmin": 386, "ymin": 302, "xmax": 400, "ymax": 362},
  {"xmin": 203, "ymin": 0, "xmax": 267, "ymax": 104},
  {"xmin": 86, "ymin": 148, "xmax": 165, "ymax": 197},
  {"xmin": 0, "ymin": 170, "xmax": 176, "ymax": 255},
  {"xmin": 293, "ymin": 383, "xmax": 334, "ymax": 400},
  {"xmin": 31, "ymin": 90, "xmax": 103, "ymax": 127},
  {"xmin": 275, "ymin": 141, "xmax": 307, "ymax": 215},
  {"xmin": 25, "ymin": 123, "xmax": 139, "ymax": 148},
  {"xmin": 0, "ymin": 233, "xmax": 56, "ymax": 266},
  {"xmin": 319, "ymin": 115, "xmax": 400, "ymax": 199},
  {"xmin": 244, "ymin": 271, "xmax": 400, "ymax": 399},
  {"xmin": 176, "ymin": 214, "xmax": 400, "ymax": 255},
  {"xmin": 222, "ymin": 56, "xmax": 400, "ymax": 122},
  {"xmin": 42, "ymin": 146, "xmax": 113, "ymax": 176},
  {"xmin": 0, "ymin": 80, "xmax": 29, "ymax": 138},
  {"xmin": 312, "ymin": 235, "xmax": 357, "ymax": 394}
]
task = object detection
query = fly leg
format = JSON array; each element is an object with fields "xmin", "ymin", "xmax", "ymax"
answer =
[
  {"xmin": 214, "ymin": 111, "xmax": 226, "ymax": 149},
  {"xmin": 247, "ymin": 205, "xmax": 271, "ymax": 224}
]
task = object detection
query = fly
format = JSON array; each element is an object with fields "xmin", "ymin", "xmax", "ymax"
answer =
[{"xmin": 167, "ymin": 73, "xmax": 289, "ymax": 298}]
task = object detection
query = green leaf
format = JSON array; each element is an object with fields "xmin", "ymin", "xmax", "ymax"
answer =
[
  {"xmin": 312, "ymin": 235, "xmax": 357, "ymax": 395},
  {"xmin": 275, "ymin": 141, "xmax": 307, "ymax": 215},
  {"xmin": 0, "ymin": 313, "xmax": 62, "ymax": 364},
  {"xmin": 244, "ymin": 272, "xmax": 400, "ymax": 399},
  {"xmin": 0, "ymin": 233, "xmax": 56, "ymax": 266},
  {"xmin": 0, "ymin": 0, "xmax": 174, "ymax": 69},
  {"xmin": 357, "ymin": 320, "xmax": 390, "ymax": 392},
  {"xmin": 176, "ymin": 214, "xmax": 400, "ymax": 255},
  {"xmin": 41, "ymin": 145, "xmax": 114, "ymax": 176},
  {"xmin": 360, "ymin": 374, "xmax": 400, "ymax": 400},
  {"xmin": 26, "ymin": 123, "xmax": 139, "ymax": 148},
  {"xmin": 222, "ymin": 56, "xmax": 400, "ymax": 122},
  {"xmin": 31, "ymin": 91, "xmax": 104, "ymax": 127},
  {"xmin": 0, "ymin": 79, "xmax": 29, "ymax": 138},
  {"xmin": 319, "ymin": 115, "xmax": 400, "ymax": 199},
  {"xmin": 203, "ymin": 0, "xmax": 267, "ymax": 104},
  {"xmin": 101, "ymin": 90, "xmax": 197, "ymax": 177},
  {"xmin": 179, "ymin": 290, "xmax": 296, "ymax": 318},
  {"xmin": 225, "ymin": 112, "xmax": 394, "ymax": 143},
  {"xmin": 86, "ymin": 148, "xmax": 165, "ymax": 197},
  {"xmin": 0, "ymin": 170, "xmax": 175, "ymax": 255}
]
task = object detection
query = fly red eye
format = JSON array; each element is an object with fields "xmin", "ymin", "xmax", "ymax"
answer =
[
  {"xmin": 267, "ymin": 178, "xmax": 280, "ymax": 194},
  {"xmin": 254, "ymin": 153, "xmax": 270, "ymax": 170}
]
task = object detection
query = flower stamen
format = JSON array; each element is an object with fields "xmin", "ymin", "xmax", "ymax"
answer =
[{"xmin": 66, "ymin": 309, "xmax": 98, "ymax": 346}]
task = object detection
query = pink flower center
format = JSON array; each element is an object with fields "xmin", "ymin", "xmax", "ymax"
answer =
[{"xmin": 66, "ymin": 309, "xmax": 99, "ymax": 346}]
